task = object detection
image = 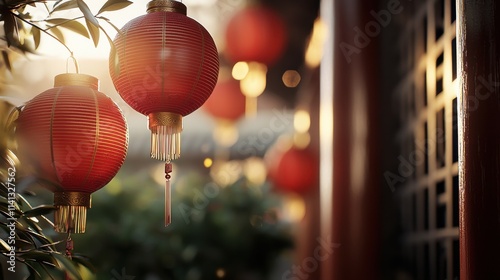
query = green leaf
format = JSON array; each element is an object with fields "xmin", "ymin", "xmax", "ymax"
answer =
[
  {"xmin": 72, "ymin": 254, "xmax": 96, "ymax": 273},
  {"xmin": 51, "ymin": 0, "xmax": 78, "ymax": 14},
  {"xmin": 1, "ymin": 51, "xmax": 11, "ymax": 72},
  {"xmin": 85, "ymin": 19, "xmax": 100, "ymax": 47},
  {"xmin": 77, "ymin": 0, "xmax": 99, "ymax": 28},
  {"xmin": 23, "ymin": 205, "xmax": 56, "ymax": 217},
  {"xmin": 25, "ymin": 262, "xmax": 42, "ymax": 280},
  {"xmin": 19, "ymin": 251, "xmax": 57, "ymax": 267},
  {"xmin": 51, "ymin": 253, "xmax": 82, "ymax": 280},
  {"xmin": 32, "ymin": 26, "xmax": 41, "ymax": 49},
  {"xmin": 97, "ymin": 0, "xmax": 132, "ymax": 15}
]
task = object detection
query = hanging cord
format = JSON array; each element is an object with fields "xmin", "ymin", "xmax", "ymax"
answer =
[
  {"xmin": 165, "ymin": 162, "xmax": 173, "ymax": 226},
  {"xmin": 64, "ymin": 231, "xmax": 74, "ymax": 280},
  {"xmin": 66, "ymin": 54, "xmax": 80, "ymax": 74}
]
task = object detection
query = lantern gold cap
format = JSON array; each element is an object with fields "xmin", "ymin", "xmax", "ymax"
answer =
[
  {"xmin": 53, "ymin": 192, "xmax": 91, "ymax": 233},
  {"xmin": 54, "ymin": 73, "xmax": 99, "ymax": 90},
  {"xmin": 147, "ymin": 0, "xmax": 187, "ymax": 14}
]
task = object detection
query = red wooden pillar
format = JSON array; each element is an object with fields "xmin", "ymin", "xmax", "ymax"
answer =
[
  {"xmin": 458, "ymin": 1, "xmax": 500, "ymax": 279},
  {"xmin": 325, "ymin": 0, "xmax": 381, "ymax": 279}
]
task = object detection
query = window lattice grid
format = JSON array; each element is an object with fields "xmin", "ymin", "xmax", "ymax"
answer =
[{"xmin": 394, "ymin": 0, "xmax": 458, "ymax": 279}]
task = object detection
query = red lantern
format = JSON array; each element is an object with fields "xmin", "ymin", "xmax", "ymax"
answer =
[
  {"xmin": 225, "ymin": 6, "xmax": 287, "ymax": 65},
  {"xmin": 268, "ymin": 145, "xmax": 318, "ymax": 194},
  {"xmin": 109, "ymin": 0, "xmax": 219, "ymax": 162},
  {"xmin": 203, "ymin": 78, "xmax": 246, "ymax": 122},
  {"xmin": 109, "ymin": 0, "xmax": 218, "ymax": 226},
  {"xmin": 16, "ymin": 73, "xmax": 128, "ymax": 233}
]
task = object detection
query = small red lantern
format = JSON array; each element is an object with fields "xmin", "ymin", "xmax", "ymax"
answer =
[
  {"xmin": 268, "ymin": 145, "xmax": 318, "ymax": 194},
  {"xmin": 203, "ymin": 78, "xmax": 246, "ymax": 122},
  {"xmin": 225, "ymin": 6, "xmax": 287, "ymax": 65},
  {"xmin": 109, "ymin": 0, "xmax": 219, "ymax": 162},
  {"xmin": 16, "ymin": 73, "xmax": 128, "ymax": 233}
]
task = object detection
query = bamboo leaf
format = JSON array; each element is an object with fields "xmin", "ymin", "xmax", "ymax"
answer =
[
  {"xmin": 72, "ymin": 254, "xmax": 96, "ymax": 273},
  {"xmin": 51, "ymin": 0, "xmax": 78, "ymax": 14},
  {"xmin": 48, "ymin": 26, "xmax": 65, "ymax": 44},
  {"xmin": 23, "ymin": 205, "xmax": 56, "ymax": 217},
  {"xmin": 4, "ymin": 13, "xmax": 16, "ymax": 47},
  {"xmin": 60, "ymin": 20, "xmax": 90, "ymax": 38},
  {"xmin": 0, "ymin": 238, "xmax": 11, "ymax": 251},
  {"xmin": 1, "ymin": 51, "xmax": 11, "ymax": 72},
  {"xmin": 97, "ymin": 0, "xmax": 132, "ymax": 16},
  {"xmin": 25, "ymin": 262, "xmax": 42, "ymax": 280},
  {"xmin": 51, "ymin": 253, "xmax": 82, "ymax": 280},
  {"xmin": 85, "ymin": 19, "xmax": 100, "ymax": 47},
  {"xmin": 77, "ymin": 0, "xmax": 99, "ymax": 27},
  {"xmin": 32, "ymin": 26, "xmax": 41, "ymax": 49},
  {"xmin": 19, "ymin": 251, "xmax": 57, "ymax": 266},
  {"xmin": 46, "ymin": 19, "xmax": 89, "ymax": 39},
  {"xmin": 98, "ymin": 16, "xmax": 123, "ymax": 35}
]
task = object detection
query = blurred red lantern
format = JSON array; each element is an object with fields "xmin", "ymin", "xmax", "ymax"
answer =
[
  {"xmin": 109, "ymin": 0, "xmax": 219, "ymax": 162},
  {"xmin": 203, "ymin": 78, "xmax": 246, "ymax": 122},
  {"xmin": 225, "ymin": 6, "xmax": 287, "ymax": 65},
  {"xmin": 16, "ymin": 73, "xmax": 128, "ymax": 233},
  {"xmin": 268, "ymin": 145, "xmax": 318, "ymax": 194}
]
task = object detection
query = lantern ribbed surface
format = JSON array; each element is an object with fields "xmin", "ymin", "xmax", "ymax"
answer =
[
  {"xmin": 109, "ymin": 2, "xmax": 219, "ymax": 162},
  {"xmin": 203, "ymin": 79, "xmax": 246, "ymax": 121},
  {"xmin": 16, "ymin": 73, "xmax": 128, "ymax": 233},
  {"xmin": 225, "ymin": 6, "xmax": 287, "ymax": 65},
  {"xmin": 16, "ymin": 74, "xmax": 128, "ymax": 193}
]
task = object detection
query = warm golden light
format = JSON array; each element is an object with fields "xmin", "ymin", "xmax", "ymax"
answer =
[
  {"xmin": 294, "ymin": 132, "xmax": 311, "ymax": 149},
  {"xmin": 305, "ymin": 17, "xmax": 328, "ymax": 68},
  {"xmin": 210, "ymin": 160, "xmax": 242, "ymax": 187},
  {"xmin": 282, "ymin": 70, "xmax": 301, "ymax": 88},
  {"xmin": 294, "ymin": 109, "xmax": 311, "ymax": 133},
  {"xmin": 213, "ymin": 121, "xmax": 239, "ymax": 148},
  {"xmin": 281, "ymin": 193, "xmax": 306, "ymax": 222},
  {"xmin": 232, "ymin": 61, "xmax": 249, "ymax": 80},
  {"xmin": 204, "ymin": 157, "xmax": 213, "ymax": 168},
  {"xmin": 243, "ymin": 157, "xmax": 267, "ymax": 186},
  {"xmin": 216, "ymin": 268, "xmax": 226, "ymax": 278},
  {"xmin": 240, "ymin": 62, "xmax": 267, "ymax": 98}
]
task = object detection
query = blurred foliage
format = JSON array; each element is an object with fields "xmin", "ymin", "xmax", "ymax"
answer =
[
  {"xmin": 72, "ymin": 169, "xmax": 294, "ymax": 280},
  {"xmin": 0, "ymin": 0, "xmax": 132, "ymax": 69}
]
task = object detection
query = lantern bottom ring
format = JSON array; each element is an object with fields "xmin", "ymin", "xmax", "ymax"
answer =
[
  {"xmin": 54, "ymin": 192, "xmax": 91, "ymax": 233},
  {"xmin": 148, "ymin": 112, "xmax": 183, "ymax": 162}
]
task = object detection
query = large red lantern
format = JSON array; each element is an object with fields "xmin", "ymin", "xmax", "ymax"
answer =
[
  {"xmin": 109, "ymin": 0, "xmax": 219, "ymax": 162},
  {"xmin": 225, "ymin": 6, "xmax": 287, "ymax": 65},
  {"xmin": 268, "ymin": 145, "xmax": 318, "ymax": 194},
  {"xmin": 109, "ymin": 0, "xmax": 219, "ymax": 225},
  {"xmin": 203, "ymin": 78, "xmax": 246, "ymax": 122},
  {"xmin": 16, "ymin": 73, "xmax": 128, "ymax": 233}
]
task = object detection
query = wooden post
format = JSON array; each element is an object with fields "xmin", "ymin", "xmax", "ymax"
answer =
[{"xmin": 458, "ymin": 0, "xmax": 500, "ymax": 279}]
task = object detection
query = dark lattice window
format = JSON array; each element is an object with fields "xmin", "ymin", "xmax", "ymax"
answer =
[{"xmin": 394, "ymin": 0, "xmax": 458, "ymax": 279}]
